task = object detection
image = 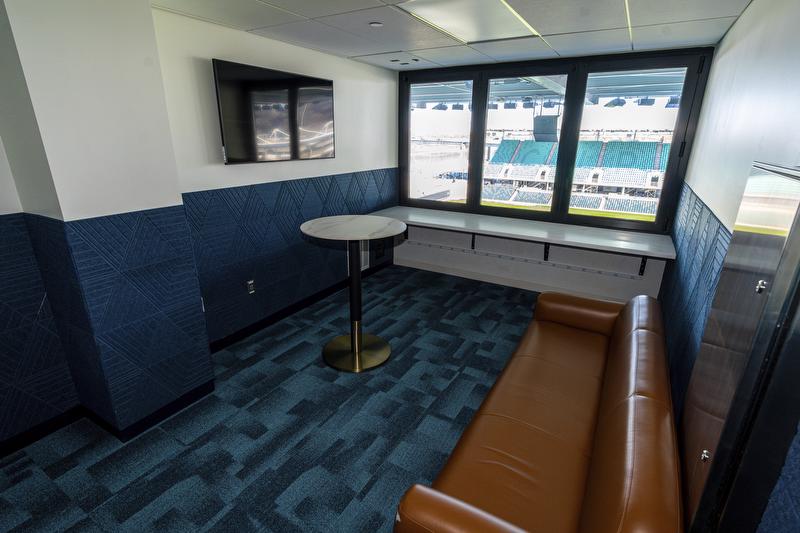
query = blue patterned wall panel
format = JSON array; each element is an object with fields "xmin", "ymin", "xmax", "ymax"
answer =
[
  {"xmin": 183, "ymin": 167, "xmax": 399, "ymax": 342},
  {"xmin": 0, "ymin": 213, "xmax": 78, "ymax": 441},
  {"xmin": 660, "ymin": 183, "xmax": 732, "ymax": 413},
  {"xmin": 65, "ymin": 206, "xmax": 213, "ymax": 429},
  {"xmin": 25, "ymin": 213, "xmax": 118, "ymax": 425},
  {"xmin": 757, "ymin": 421, "xmax": 800, "ymax": 532},
  {"xmin": 26, "ymin": 207, "xmax": 213, "ymax": 431}
]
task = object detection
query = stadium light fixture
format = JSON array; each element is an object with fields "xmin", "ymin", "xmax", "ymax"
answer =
[
  {"xmin": 433, "ymin": 102, "xmax": 448, "ymax": 110},
  {"xmin": 452, "ymin": 103, "xmax": 464, "ymax": 110},
  {"xmin": 504, "ymin": 102, "xmax": 517, "ymax": 109},
  {"xmin": 666, "ymin": 96, "xmax": 681, "ymax": 108},
  {"xmin": 605, "ymin": 97, "xmax": 626, "ymax": 108},
  {"xmin": 637, "ymin": 97, "xmax": 655, "ymax": 106}
]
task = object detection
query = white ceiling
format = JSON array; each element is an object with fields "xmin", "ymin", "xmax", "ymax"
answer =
[{"xmin": 151, "ymin": 0, "xmax": 752, "ymax": 70}]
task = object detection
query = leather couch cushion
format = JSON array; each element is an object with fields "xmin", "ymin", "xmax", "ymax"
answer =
[
  {"xmin": 435, "ymin": 413, "xmax": 591, "ymax": 533},
  {"xmin": 534, "ymin": 292, "xmax": 624, "ymax": 337}
]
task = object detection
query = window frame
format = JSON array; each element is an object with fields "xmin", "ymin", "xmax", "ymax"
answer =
[{"xmin": 398, "ymin": 48, "xmax": 713, "ymax": 234}]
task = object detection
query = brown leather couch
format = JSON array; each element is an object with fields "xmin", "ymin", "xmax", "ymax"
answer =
[{"xmin": 395, "ymin": 293, "xmax": 681, "ymax": 533}]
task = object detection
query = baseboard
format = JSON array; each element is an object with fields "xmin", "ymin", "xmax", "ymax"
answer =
[
  {"xmin": 209, "ymin": 260, "xmax": 392, "ymax": 353},
  {"xmin": 0, "ymin": 380, "xmax": 215, "ymax": 458}
]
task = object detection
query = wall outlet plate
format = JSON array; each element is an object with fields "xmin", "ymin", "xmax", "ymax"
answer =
[{"xmin": 247, "ymin": 280, "xmax": 256, "ymax": 294}]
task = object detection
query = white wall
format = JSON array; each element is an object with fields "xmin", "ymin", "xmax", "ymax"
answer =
[
  {"xmin": 0, "ymin": 136, "xmax": 22, "ymax": 215},
  {"xmin": 685, "ymin": 0, "xmax": 800, "ymax": 229},
  {"xmin": 4, "ymin": 0, "xmax": 182, "ymax": 221},
  {"xmin": 0, "ymin": 1, "xmax": 62, "ymax": 219},
  {"xmin": 152, "ymin": 9, "xmax": 398, "ymax": 194}
]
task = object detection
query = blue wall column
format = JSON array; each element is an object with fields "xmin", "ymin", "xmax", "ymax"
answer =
[
  {"xmin": 0, "ymin": 213, "xmax": 79, "ymax": 442},
  {"xmin": 25, "ymin": 206, "xmax": 213, "ymax": 432}
]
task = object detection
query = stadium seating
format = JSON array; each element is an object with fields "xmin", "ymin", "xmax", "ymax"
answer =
[
  {"xmin": 482, "ymin": 184, "xmax": 516, "ymax": 201},
  {"xmin": 484, "ymin": 163, "xmax": 505, "ymax": 178},
  {"xmin": 515, "ymin": 189, "xmax": 552, "ymax": 205},
  {"xmin": 605, "ymin": 196, "xmax": 659, "ymax": 215},
  {"xmin": 490, "ymin": 140, "xmax": 520, "ymax": 163},
  {"xmin": 575, "ymin": 141, "xmax": 603, "ymax": 167},
  {"xmin": 659, "ymin": 143, "xmax": 671, "ymax": 171},
  {"xmin": 602, "ymin": 141, "xmax": 658, "ymax": 170},
  {"xmin": 569, "ymin": 194, "xmax": 603, "ymax": 210},
  {"xmin": 514, "ymin": 141, "xmax": 554, "ymax": 165},
  {"xmin": 599, "ymin": 168, "xmax": 649, "ymax": 188},
  {"xmin": 508, "ymin": 164, "xmax": 541, "ymax": 180}
]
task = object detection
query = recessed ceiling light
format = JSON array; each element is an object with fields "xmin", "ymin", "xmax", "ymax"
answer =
[{"xmin": 369, "ymin": 21, "xmax": 383, "ymax": 28}]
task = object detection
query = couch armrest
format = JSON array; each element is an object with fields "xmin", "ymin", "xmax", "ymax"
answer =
[
  {"xmin": 395, "ymin": 485, "xmax": 524, "ymax": 533},
  {"xmin": 534, "ymin": 292, "xmax": 624, "ymax": 337}
]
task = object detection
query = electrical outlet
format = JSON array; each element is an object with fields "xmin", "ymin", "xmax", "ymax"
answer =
[{"xmin": 247, "ymin": 280, "xmax": 256, "ymax": 294}]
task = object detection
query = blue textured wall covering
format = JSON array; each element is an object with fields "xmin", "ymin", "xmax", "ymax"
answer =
[
  {"xmin": 184, "ymin": 168, "xmax": 399, "ymax": 342},
  {"xmin": 660, "ymin": 183, "xmax": 732, "ymax": 414},
  {"xmin": 0, "ymin": 214, "xmax": 78, "ymax": 441},
  {"xmin": 757, "ymin": 421, "xmax": 800, "ymax": 532},
  {"xmin": 25, "ymin": 207, "xmax": 213, "ymax": 430}
]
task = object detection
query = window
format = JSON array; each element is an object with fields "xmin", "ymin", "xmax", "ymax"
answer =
[
  {"xmin": 567, "ymin": 68, "xmax": 688, "ymax": 222},
  {"xmin": 400, "ymin": 50, "xmax": 710, "ymax": 232},
  {"xmin": 481, "ymin": 75, "xmax": 568, "ymax": 212},
  {"xmin": 408, "ymin": 80, "xmax": 474, "ymax": 204}
]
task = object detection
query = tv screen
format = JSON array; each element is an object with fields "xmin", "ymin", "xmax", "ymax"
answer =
[{"xmin": 212, "ymin": 59, "xmax": 335, "ymax": 164}]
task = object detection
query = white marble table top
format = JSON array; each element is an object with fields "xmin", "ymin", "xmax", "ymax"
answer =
[
  {"xmin": 301, "ymin": 215, "xmax": 407, "ymax": 241},
  {"xmin": 371, "ymin": 206, "xmax": 676, "ymax": 259}
]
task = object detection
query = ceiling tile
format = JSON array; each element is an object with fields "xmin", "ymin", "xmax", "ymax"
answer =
[
  {"xmin": 546, "ymin": 28, "xmax": 632, "ymax": 57},
  {"xmin": 250, "ymin": 20, "xmax": 393, "ymax": 56},
  {"xmin": 316, "ymin": 6, "xmax": 460, "ymax": 50},
  {"xmin": 506, "ymin": 0, "xmax": 627, "ymax": 35},
  {"xmin": 628, "ymin": 0, "xmax": 750, "ymax": 27},
  {"xmin": 411, "ymin": 45, "xmax": 495, "ymax": 66},
  {"xmin": 152, "ymin": 0, "xmax": 303, "ymax": 31},
  {"xmin": 470, "ymin": 37, "xmax": 557, "ymax": 62},
  {"xmin": 259, "ymin": 0, "xmax": 383, "ymax": 18},
  {"xmin": 397, "ymin": 0, "xmax": 532, "ymax": 43},
  {"xmin": 351, "ymin": 51, "xmax": 439, "ymax": 70},
  {"xmin": 633, "ymin": 17, "xmax": 737, "ymax": 50}
]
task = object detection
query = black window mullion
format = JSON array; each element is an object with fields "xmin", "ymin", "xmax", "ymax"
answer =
[
  {"xmin": 466, "ymin": 73, "xmax": 488, "ymax": 211},
  {"xmin": 551, "ymin": 65, "xmax": 587, "ymax": 222}
]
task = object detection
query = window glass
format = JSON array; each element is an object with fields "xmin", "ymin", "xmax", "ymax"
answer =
[
  {"xmin": 568, "ymin": 68, "xmax": 688, "ymax": 221},
  {"xmin": 409, "ymin": 81, "xmax": 473, "ymax": 204},
  {"xmin": 481, "ymin": 75, "xmax": 568, "ymax": 212}
]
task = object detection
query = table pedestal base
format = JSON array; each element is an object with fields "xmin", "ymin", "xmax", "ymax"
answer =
[{"xmin": 323, "ymin": 322, "xmax": 390, "ymax": 373}]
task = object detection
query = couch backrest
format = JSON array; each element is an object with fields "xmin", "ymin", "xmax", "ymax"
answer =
[{"xmin": 579, "ymin": 296, "xmax": 683, "ymax": 533}]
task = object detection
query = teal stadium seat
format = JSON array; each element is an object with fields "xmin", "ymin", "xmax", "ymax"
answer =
[
  {"xmin": 490, "ymin": 140, "xmax": 520, "ymax": 163},
  {"xmin": 514, "ymin": 141, "xmax": 554, "ymax": 165},
  {"xmin": 575, "ymin": 141, "xmax": 603, "ymax": 167},
  {"xmin": 602, "ymin": 141, "xmax": 658, "ymax": 170},
  {"xmin": 659, "ymin": 143, "xmax": 671, "ymax": 171}
]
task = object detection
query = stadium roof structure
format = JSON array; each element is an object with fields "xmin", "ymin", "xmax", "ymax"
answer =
[{"xmin": 409, "ymin": 68, "xmax": 687, "ymax": 106}]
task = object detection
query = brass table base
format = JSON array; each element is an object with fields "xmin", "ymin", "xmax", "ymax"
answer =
[{"xmin": 323, "ymin": 333, "xmax": 391, "ymax": 373}]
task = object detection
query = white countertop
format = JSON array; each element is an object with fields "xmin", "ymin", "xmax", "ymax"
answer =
[
  {"xmin": 371, "ymin": 206, "xmax": 676, "ymax": 260},
  {"xmin": 300, "ymin": 215, "xmax": 407, "ymax": 241}
]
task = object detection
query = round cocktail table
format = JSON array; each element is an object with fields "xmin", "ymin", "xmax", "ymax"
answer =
[{"xmin": 300, "ymin": 215, "xmax": 406, "ymax": 372}]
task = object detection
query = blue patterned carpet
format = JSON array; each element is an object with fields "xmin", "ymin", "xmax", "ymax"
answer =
[{"xmin": 0, "ymin": 267, "xmax": 536, "ymax": 532}]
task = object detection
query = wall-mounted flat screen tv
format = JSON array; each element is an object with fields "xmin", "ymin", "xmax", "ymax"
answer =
[{"xmin": 212, "ymin": 59, "xmax": 335, "ymax": 164}]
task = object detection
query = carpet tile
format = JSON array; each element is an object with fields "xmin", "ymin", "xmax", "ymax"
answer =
[{"xmin": 0, "ymin": 266, "xmax": 536, "ymax": 532}]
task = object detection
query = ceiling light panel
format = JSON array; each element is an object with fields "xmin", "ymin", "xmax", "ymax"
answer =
[
  {"xmin": 258, "ymin": 0, "xmax": 383, "ymax": 19},
  {"xmin": 152, "ymin": 0, "xmax": 303, "ymax": 31},
  {"xmin": 470, "ymin": 37, "xmax": 557, "ymax": 62},
  {"xmin": 412, "ymin": 45, "xmax": 495, "ymax": 66},
  {"xmin": 250, "ymin": 20, "xmax": 394, "ymax": 56},
  {"xmin": 351, "ymin": 51, "xmax": 439, "ymax": 70},
  {"xmin": 316, "ymin": 6, "xmax": 460, "ymax": 50},
  {"xmin": 632, "ymin": 17, "xmax": 737, "ymax": 50},
  {"xmin": 628, "ymin": 0, "xmax": 750, "ymax": 27},
  {"xmin": 546, "ymin": 28, "xmax": 632, "ymax": 56},
  {"xmin": 504, "ymin": 0, "xmax": 628, "ymax": 35},
  {"xmin": 397, "ymin": 0, "xmax": 534, "ymax": 43}
]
